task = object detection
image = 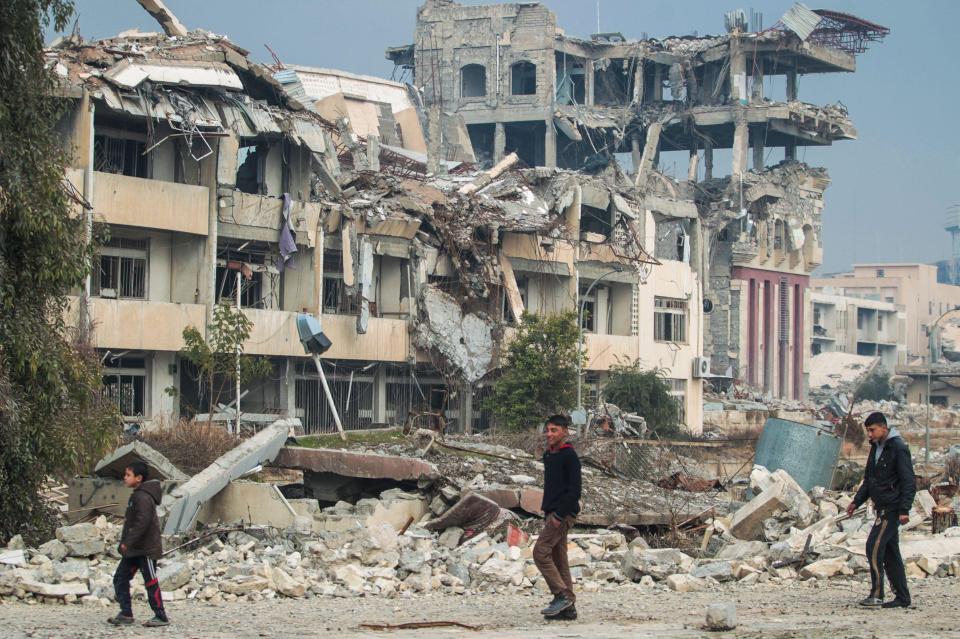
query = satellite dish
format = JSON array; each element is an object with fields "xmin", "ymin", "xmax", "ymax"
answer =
[{"xmin": 703, "ymin": 298, "xmax": 714, "ymax": 314}]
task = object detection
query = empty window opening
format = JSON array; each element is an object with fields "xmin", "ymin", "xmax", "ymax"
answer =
[
  {"xmin": 654, "ymin": 297, "xmax": 688, "ymax": 343},
  {"xmin": 236, "ymin": 139, "xmax": 269, "ymax": 195},
  {"xmin": 580, "ymin": 204, "xmax": 611, "ymax": 238},
  {"xmin": 593, "ymin": 58, "xmax": 630, "ymax": 106},
  {"xmin": 503, "ymin": 120, "xmax": 546, "ymax": 167},
  {"xmin": 555, "ymin": 53, "xmax": 585, "ymax": 105},
  {"xmin": 511, "ymin": 61, "xmax": 537, "ymax": 96},
  {"xmin": 322, "ymin": 249, "xmax": 359, "ymax": 315},
  {"xmin": 466, "ymin": 123, "xmax": 496, "ymax": 168},
  {"xmin": 95, "ymin": 134, "xmax": 147, "ymax": 177},
  {"xmin": 460, "ymin": 64, "xmax": 487, "ymax": 98},
  {"xmin": 94, "ymin": 237, "xmax": 148, "ymax": 299}
]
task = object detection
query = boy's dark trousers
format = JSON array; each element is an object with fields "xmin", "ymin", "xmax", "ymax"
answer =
[
  {"xmin": 533, "ymin": 513, "xmax": 576, "ymax": 602},
  {"xmin": 865, "ymin": 511, "xmax": 910, "ymax": 604},
  {"xmin": 113, "ymin": 556, "xmax": 166, "ymax": 619}
]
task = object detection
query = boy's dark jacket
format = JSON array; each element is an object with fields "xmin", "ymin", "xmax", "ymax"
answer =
[
  {"xmin": 852, "ymin": 433, "xmax": 916, "ymax": 516},
  {"xmin": 120, "ymin": 479, "xmax": 163, "ymax": 559}
]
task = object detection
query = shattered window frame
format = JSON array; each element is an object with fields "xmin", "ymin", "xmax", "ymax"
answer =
[
  {"xmin": 94, "ymin": 133, "xmax": 149, "ymax": 178},
  {"xmin": 654, "ymin": 296, "xmax": 688, "ymax": 343}
]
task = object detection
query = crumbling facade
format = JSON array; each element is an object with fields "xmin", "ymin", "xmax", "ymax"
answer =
[
  {"xmin": 50, "ymin": 5, "xmax": 705, "ymax": 433},
  {"xmin": 811, "ymin": 290, "xmax": 905, "ymax": 371},
  {"xmin": 389, "ymin": 0, "xmax": 887, "ymax": 400}
]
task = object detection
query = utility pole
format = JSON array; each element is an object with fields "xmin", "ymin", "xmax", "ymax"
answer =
[{"xmin": 235, "ymin": 271, "xmax": 241, "ymax": 435}]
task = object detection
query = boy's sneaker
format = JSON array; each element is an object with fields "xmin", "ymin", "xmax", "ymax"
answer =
[
  {"xmin": 107, "ymin": 614, "xmax": 135, "ymax": 625},
  {"xmin": 859, "ymin": 596, "xmax": 883, "ymax": 607},
  {"xmin": 142, "ymin": 616, "xmax": 170, "ymax": 627}
]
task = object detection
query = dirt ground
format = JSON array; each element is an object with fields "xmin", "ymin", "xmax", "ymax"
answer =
[{"xmin": 3, "ymin": 576, "xmax": 960, "ymax": 639}]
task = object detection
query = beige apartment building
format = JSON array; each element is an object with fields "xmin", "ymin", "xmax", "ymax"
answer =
[
  {"xmin": 810, "ymin": 290, "xmax": 905, "ymax": 370},
  {"xmin": 52, "ymin": 26, "xmax": 705, "ymax": 433},
  {"xmin": 813, "ymin": 264, "xmax": 960, "ymax": 364}
]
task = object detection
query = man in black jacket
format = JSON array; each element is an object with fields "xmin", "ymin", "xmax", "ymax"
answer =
[
  {"xmin": 846, "ymin": 411, "xmax": 916, "ymax": 609},
  {"xmin": 534, "ymin": 414, "xmax": 582, "ymax": 620}
]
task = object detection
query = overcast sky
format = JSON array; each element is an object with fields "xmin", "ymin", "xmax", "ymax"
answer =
[{"xmin": 52, "ymin": 1, "xmax": 960, "ymax": 275}]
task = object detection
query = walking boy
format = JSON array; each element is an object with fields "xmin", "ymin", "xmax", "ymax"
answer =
[
  {"xmin": 846, "ymin": 411, "xmax": 916, "ymax": 609},
  {"xmin": 534, "ymin": 414, "xmax": 582, "ymax": 620},
  {"xmin": 109, "ymin": 461, "xmax": 169, "ymax": 627}
]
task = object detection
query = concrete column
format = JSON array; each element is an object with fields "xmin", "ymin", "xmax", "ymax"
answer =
[
  {"xmin": 704, "ymin": 141, "xmax": 714, "ymax": 180},
  {"xmin": 751, "ymin": 66, "xmax": 764, "ymax": 103},
  {"xmin": 631, "ymin": 136, "xmax": 642, "ymax": 174},
  {"xmin": 732, "ymin": 116, "xmax": 749, "ymax": 177},
  {"xmin": 751, "ymin": 126, "xmax": 765, "ymax": 170},
  {"xmin": 462, "ymin": 384, "xmax": 473, "ymax": 434},
  {"xmin": 785, "ymin": 141, "xmax": 797, "ymax": 162},
  {"xmin": 373, "ymin": 365, "xmax": 387, "ymax": 425},
  {"xmin": 280, "ymin": 359, "xmax": 297, "ymax": 419},
  {"xmin": 786, "ymin": 69, "xmax": 798, "ymax": 101},
  {"xmin": 687, "ymin": 143, "xmax": 699, "ymax": 182},
  {"xmin": 653, "ymin": 66, "xmax": 663, "ymax": 101},
  {"xmin": 202, "ymin": 142, "xmax": 221, "ymax": 325},
  {"xmin": 544, "ymin": 118, "xmax": 557, "ymax": 168},
  {"xmin": 493, "ymin": 122, "xmax": 506, "ymax": 163},
  {"xmin": 729, "ymin": 37, "xmax": 746, "ymax": 103},
  {"xmin": 585, "ymin": 60, "xmax": 595, "ymax": 105},
  {"xmin": 631, "ymin": 59, "xmax": 645, "ymax": 104}
]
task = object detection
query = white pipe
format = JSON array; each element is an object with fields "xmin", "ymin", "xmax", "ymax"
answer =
[
  {"xmin": 312, "ymin": 354, "xmax": 346, "ymax": 441},
  {"xmin": 235, "ymin": 272, "xmax": 241, "ymax": 435}
]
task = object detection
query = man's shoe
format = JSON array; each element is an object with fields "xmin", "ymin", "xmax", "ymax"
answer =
[
  {"xmin": 542, "ymin": 595, "xmax": 574, "ymax": 617},
  {"xmin": 540, "ymin": 595, "xmax": 561, "ymax": 615},
  {"xmin": 881, "ymin": 599, "xmax": 910, "ymax": 609},
  {"xmin": 545, "ymin": 605, "xmax": 577, "ymax": 621},
  {"xmin": 107, "ymin": 614, "xmax": 135, "ymax": 625},
  {"xmin": 858, "ymin": 597, "xmax": 883, "ymax": 607}
]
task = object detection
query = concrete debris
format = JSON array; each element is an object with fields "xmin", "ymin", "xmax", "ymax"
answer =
[
  {"xmin": 705, "ymin": 603, "xmax": 737, "ymax": 631},
  {"xmin": 161, "ymin": 419, "xmax": 296, "ymax": 535},
  {"xmin": 412, "ymin": 286, "xmax": 494, "ymax": 384},
  {"xmin": 94, "ymin": 440, "xmax": 189, "ymax": 482}
]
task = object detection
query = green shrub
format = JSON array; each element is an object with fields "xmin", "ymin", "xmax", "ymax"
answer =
[{"xmin": 602, "ymin": 360, "xmax": 682, "ymax": 438}]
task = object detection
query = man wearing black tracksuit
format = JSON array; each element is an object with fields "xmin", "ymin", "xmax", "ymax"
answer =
[{"xmin": 846, "ymin": 411, "xmax": 916, "ymax": 609}]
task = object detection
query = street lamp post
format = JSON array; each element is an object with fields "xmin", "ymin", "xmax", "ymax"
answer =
[{"xmin": 576, "ymin": 266, "xmax": 624, "ymax": 414}]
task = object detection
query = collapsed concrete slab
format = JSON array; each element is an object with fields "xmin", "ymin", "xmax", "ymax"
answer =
[
  {"xmin": 730, "ymin": 483, "xmax": 787, "ymax": 540},
  {"xmin": 274, "ymin": 447, "xmax": 438, "ymax": 481},
  {"xmin": 197, "ymin": 481, "xmax": 318, "ymax": 529},
  {"xmin": 160, "ymin": 419, "xmax": 296, "ymax": 535},
  {"xmin": 94, "ymin": 440, "xmax": 189, "ymax": 482}
]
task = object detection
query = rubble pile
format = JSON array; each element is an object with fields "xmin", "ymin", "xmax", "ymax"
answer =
[{"xmin": 5, "ymin": 463, "xmax": 960, "ymax": 608}]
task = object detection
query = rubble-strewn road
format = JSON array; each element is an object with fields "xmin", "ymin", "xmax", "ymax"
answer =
[{"xmin": 3, "ymin": 578, "xmax": 960, "ymax": 639}]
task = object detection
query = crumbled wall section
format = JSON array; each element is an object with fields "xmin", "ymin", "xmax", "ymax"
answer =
[{"xmin": 413, "ymin": 285, "xmax": 495, "ymax": 384}]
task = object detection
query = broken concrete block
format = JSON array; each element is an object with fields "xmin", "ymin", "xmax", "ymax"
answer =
[
  {"xmin": 717, "ymin": 540, "xmax": 768, "ymax": 561},
  {"xmin": 52, "ymin": 559, "xmax": 91, "ymax": 582},
  {"xmin": 158, "ymin": 561, "xmax": 191, "ymax": 591},
  {"xmin": 799, "ymin": 554, "xmax": 848, "ymax": 579},
  {"xmin": 6, "ymin": 535, "xmax": 25, "ymax": 550},
  {"xmin": 509, "ymin": 474, "xmax": 536, "ymax": 485},
  {"xmin": 730, "ymin": 483, "xmax": 787, "ymax": 541},
  {"xmin": 66, "ymin": 540, "xmax": 106, "ymax": 557},
  {"xmin": 519, "ymin": 487, "xmax": 544, "ymax": 515},
  {"xmin": 219, "ymin": 575, "xmax": 270, "ymax": 595},
  {"xmin": 21, "ymin": 579, "xmax": 90, "ymax": 598},
  {"xmin": 36, "ymin": 539, "xmax": 68, "ymax": 562},
  {"xmin": 622, "ymin": 547, "xmax": 693, "ymax": 582},
  {"xmin": 0, "ymin": 549, "xmax": 26, "ymax": 566},
  {"xmin": 915, "ymin": 490, "xmax": 937, "ymax": 520},
  {"xmin": 95, "ymin": 440, "xmax": 188, "ymax": 482},
  {"xmin": 905, "ymin": 561, "xmax": 926, "ymax": 579},
  {"xmin": 55, "ymin": 523, "xmax": 99, "ymax": 545},
  {"xmin": 666, "ymin": 573, "xmax": 706, "ymax": 592},
  {"xmin": 439, "ymin": 527, "xmax": 464, "ymax": 549},
  {"xmin": 271, "ymin": 567, "xmax": 306, "ymax": 598},
  {"xmin": 161, "ymin": 419, "xmax": 295, "ymax": 535},
  {"xmin": 749, "ymin": 465, "xmax": 775, "ymax": 494},
  {"xmin": 478, "ymin": 486, "xmax": 521, "ymax": 509},
  {"xmin": 705, "ymin": 603, "xmax": 737, "ymax": 631},
  {"xmin": 691, "ymin": 561, "xmax": 736, "ymax": 582},
  {"xmin": 770, "ymin": 469, "xmax": 815, "ymax": 525},
  {"xmin": 916, "ymin": 556, "xmax": 941, "ymax": 576},
  {"xmin": 424, "ymin": 492, "xmax": 505, "ymax": 533}
]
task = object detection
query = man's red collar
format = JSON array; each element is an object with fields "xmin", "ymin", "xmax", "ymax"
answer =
[{"xmin": 548, "ymin": 442, "xmax": 573, "ymax": 453}]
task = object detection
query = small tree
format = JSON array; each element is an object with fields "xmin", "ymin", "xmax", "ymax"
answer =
[
  {"xmin": 602, "ymin": 360, "xmax": 681, "ymax": 438},
  {"xmin": 489, "ymin": 312, "xmax": 582, "ymax": 431},
  {"xmin": 181, "ymin": 302, "xmax": 272, "ymax": 417},
  {"xmin": 854, "ymin": 367, "xmax": 895, "ymax": 402}
]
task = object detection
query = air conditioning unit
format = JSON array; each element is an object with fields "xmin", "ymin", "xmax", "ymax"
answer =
[
  {"xmin": 100, "ymin": 288, "xmax": 117, "ymax": 299},
  {"xmin": 692, "ymin": 356, "xmax": 711, "ymax": 378}
]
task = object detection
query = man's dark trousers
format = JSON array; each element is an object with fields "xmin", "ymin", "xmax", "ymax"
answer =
[
  {"xmin": 533, "ymin": 514, "xmax": 576, "ymax": 602},
  {"xmin": 865, "ymin": 511, "xmax": 910, "ymax": 604},
  {"xmin": 113, "ymin": 555, "xmax": 166, "ymax": 619}
]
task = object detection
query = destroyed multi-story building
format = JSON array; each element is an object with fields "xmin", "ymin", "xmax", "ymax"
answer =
[
  {"xmin": 48, "ymin": 2, "xmax": 709, "ymax": 433},
  {"xmin": 388, "ymin": 0, "xmax": 888, "ymax": 400},
  {"xmin": 810, "ymin": 290, "xmax": 905, "ymax": 371}
]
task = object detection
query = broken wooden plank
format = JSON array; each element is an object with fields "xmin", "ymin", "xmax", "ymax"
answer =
[
  {"xmin": 458, "ymin": 152, "xmax": 518, "ymax": 196},
  {"xmin": 498, "ymin": 253, "xmax": 525, "ymax": 322}
]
